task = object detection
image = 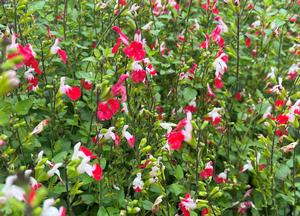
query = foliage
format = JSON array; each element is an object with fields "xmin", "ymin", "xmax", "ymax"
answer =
[{"xmin": 0, "ymin": 0, "xmax": 299, "ymax": 215}]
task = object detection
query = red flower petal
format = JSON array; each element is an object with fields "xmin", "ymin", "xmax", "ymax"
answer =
[
  {"xmin": 57, "ymin": 49, "xmax": 67, "ymax": 64},
  {"xmin": 66, "ymin": 86, "xmax": 81, "ymax": 101},
  {"xmin": 80, "ymin": 146, "xmax": 97, "ymax": 159},
  {"xmin": 92, "ymin": 163, "xmax": 103, "ymax": 181}
]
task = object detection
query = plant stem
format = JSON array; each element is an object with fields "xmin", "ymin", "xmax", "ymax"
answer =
[
  {"xmin": 64, "ymin": 161, "xmax": 72, "ymax": 216},
  {"xmin": 63, "ymin": 0, "xmax": 68, "ymax": 40},
  {"xmin": 235, "ymin": 9, "xmax": 240, "ymax": 92}
]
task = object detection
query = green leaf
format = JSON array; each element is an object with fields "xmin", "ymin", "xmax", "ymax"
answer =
[
  {"xmin": 275, "ymin": 164, "xmax": 290, "ymax": 180},
  {"xmin": 142, "ymin": 200, "xmax": 153, "ymax": 211},
  {"xmin": 174, "ymin": 165, "xmax": 184, "ymax": 180},
  {"xmin": 15, "ymin": 99, "xmax": 33, "ymax": 115},
  {"xmin": 97, "ymin": 207, "xmax": 109, "ymax": 216},
  {"xmin": 183, "ymin": 87, "xmax": 197, "ymax": 103},
  {"xmin": 0, "ymin": 111, "xmax": 9, "ymax": 126},
  {"xmin": 168, "ymin": 183, "xmax": 186, "ymax": 196}
]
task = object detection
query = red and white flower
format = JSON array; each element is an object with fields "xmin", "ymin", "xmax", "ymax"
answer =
[
  {"xmin": 200, "ymin": 161, "xmax": 214, "ymax": 180},
  {"xmin": 111, "ymin": 74, "xmax": 129, "ymax": 102},
  {"xmin": 50, "ymin": 38, "xmax": 67, "ymax": 64},
  {"xmin": 60, "ymin": 77, "xmax": 81, "ymax": 101},
  {"xmin": 41, "ymin": 198, "xmax": 66, "ymax": 216},
  {"xmin": 287, "ymin": 63, "xmax": 299, "ymax": 80},
  {"xmin": 31, "ymin": 119, "xmax": 49, "ymax": 135},
  {"xmin": 179, "ymin": 193, "xmax": 196, "ymax": 216},
  {"xmin": 131, "ymin": 61, "xmax": 146, "ymax": 83},
  {"xmin": 281, "ymin": 141, "xmax": 298, "ymax": 153},
  {"xmin": 122, "ymin": 125, "xmax": 135, "ymax": 148},
  {"xmin": 133, "ymin": 173, "xmax": 144, "ymax": 192},
  {"xmin": 0, "ymin": 175, "xmax": 25, "ymax": 203},
  {"xmin": 240, "ymin": 159, "xmax": 253, "ymax": 173},
  {"xmin": 215, "ymin": 169, "xmax": 228, "ymax": 184},
  {"xmin": 207, "ymin": 107, "xmax": 222, "ymax": 125},
  {"xmin": 46, "ymin": 161, "xmax": 64, "ymax": 183},
  {"xmin": 71, "ymin": 142, "xmax": 103, "ymax": 181},
  {"xmin": 238, "ymin": 201, "xmax": 255, "ymax": 214}
]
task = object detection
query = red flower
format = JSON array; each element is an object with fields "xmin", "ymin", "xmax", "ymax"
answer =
[
  {"xmin": 247, "ymin": 3, "xmax": 254, "ymax": 10},
  {"xmin": 81, "ymin": 79, "xmax": 93, "ymax": 90},
  {"xmin": 245, "ymin": 37, "xmax": 251, "ymax": 48},
  {"xmin": 65, "ymin": 86, "xmax": 81, "ymax": 101},
  {"xmin": 97, "ymin": 98, "xmax": 120, "ymax": 121},
  {"xmin": 235, "ymin": 92, "xmax": 242, "ymax": 101},
  {"xmin": 201, "ymin": 208, "xmax": 209, "ymax": 216},
  {"xmin": 119, "ymin": 0, "xmax": 126, "ymax": 6},
  {"xmin": 57, "ymin": 49, "xmax": 67, "ymax": 64},
  {"xmin": 167, "ymin": 131, "xmax": 185, "ymax": 150},
  {"xmin": 51, "ymin": 38, "xmax": 67, "ymax": 64},
  {"xmin": 200, "ymin": 161, "xmax": 214, "ymax": 180},
  {"xmin": 80, "ymin": 146, "xmax": 97, "ymax": 159},
  {"xmin": 131, "ymin": 69, "xmax": 146, "ymax": 83},
  {"xmin": 124, "ymin": 41, "xmax": 146, "ymax": 61},
  {"xmin": 214, "ymin": 77, "xmax": 223, "ymax": 89},
  {"xmin": 92, "ymin": 163, "xmax": 103, "ymax": 181},
  {"xmin": 275, "ymin": 100, "xmax": 284, "ymax": 107},
  {"xmin": 179, "ymin": 194, "xmax": 196, "ymax": 216},
  {"xmin": 277, "ymin": 114, "xmax": 289, "ymax": 125},
  {"xmin": 111, "ymin": 74, "xmax": 129, "ymax": 102},
  {"xmin": 214, "ymin": 170, "xmax": 227, "ymax": 184},
  {"xmin": 27, "ymin": 76, "xmax": 39, "ymax": 91}
]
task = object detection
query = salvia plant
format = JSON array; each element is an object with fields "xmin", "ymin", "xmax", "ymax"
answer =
[{"xmin": 0, "ymin": 0, "xmax": 299, "ymax": 215}]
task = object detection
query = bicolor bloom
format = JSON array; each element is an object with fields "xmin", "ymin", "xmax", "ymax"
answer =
[
  {"xmin": 215, "ymin": 169, "xmax": 228, "ymax": 184},
  {"xmin": 72, "ymin": 142, "xmax": 97, "ymax": 160},
  {"xmin": 184, "ymin": 98, "xmax": 197, "ymax": 113},
  {"xmin": 133, "ymin": 173, "xmax": 144, "ymax": 192},
  {"xmin": 287, "ymin": 63, "xmax": 299, "ymax": 80},
  {"xmin": 71, "ymin": 143, "xmax": 103, "ymax": 181},
  {"xmin": 213, "ymin": 50, "xmax": 228, "ymax": 89},
  {"xmin": 81, "ymin": 79, "xmax": 93, "ymax": 90},
  {"xmin": 41, "ymin": 198, "xmax": 66, "ymax": 216},
  {"xmin": 46, "ymin": 161, "xmax": 64, "ymax": 183},
  {"xmin": 179, "ymin": 193, "xmax": 196, "ymax": 216},
  {"xmin": 238, "ymin": 201, "xmax": 255, "ymax": 214},
  {"xmin": 199, "ymin": 34, "xmax": 210, "ymax": 49},
  {"xmin": 24, "ymin": 68, "xmax": 39, "ymax": 91},
  {"xmin": 31, "ymin": 119, "xmax": 49, "ymax": 135},
  {"xmin": 166, "ymin": 112, "xmax": 193, "ymax": 150},
  {"xmin": 124, "ymin": 30, "xmax": 146, "ymax": 61},
  {"xmin": 131, "ymin": 61, "xmax": 146, "ymax": 83},
  {"xmin": 112, "ymin": 26, "xmax": 129, "ymax": 53},
  {"xmin": 262, "ymin": 106, "xmax": 273, "ymax": 119},
  {"xmin": 281, "ymin": 141, "xmax": 298, "ymax": 153},
  {"xmin": 122, "ymin": 125, "xmax": 135, "ymax": 148},
  {"xmin": 7, "ymin": 35, "xmax": 42, "ymax": 74},
  {"xmin": 60, "ymin": 77, "xmax": 81, "ymax": 101},
  {"xmin": 24, "ymin": 170, "xmax": 42, "ymax": 190},
  {"xmin": 240, "ymin": 159, "xmax": 253, "ymax": 173},
  {"xmin": 50, "ymin": 38, "xmax": 67, "ymax": 63},
  {"xmin": 0, "ymin": 175, "xmax": 25, "ymax": 203},
  {"xmin": 269, "ymin": 77, "xmax": 284, "ymax": 94},
  {"xmin": 207, "ymin": 108, "xmax": 222, "ymax": 125},
  {"xmin": 207, "ymin": 83, "xmax": 216, "ymax": 98},
  {"xmin": 93, "ymin": 127, "xmax": 120, "ymax": 146},
  {"xmin": 111, "ymin": 74, "xmax": 129, "ymax": 102},
  {"xmin": 200, "ymin": 161, "xmax": 214, "ymax": 179},
  {"xmin": 202, "ymin": 0, "xmax": 219, "ymax": 14}
]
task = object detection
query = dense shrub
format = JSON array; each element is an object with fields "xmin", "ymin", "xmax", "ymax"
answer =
[{"xmin": 0, "ymin": 0, "xmax": 299, "ymax": 215}]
